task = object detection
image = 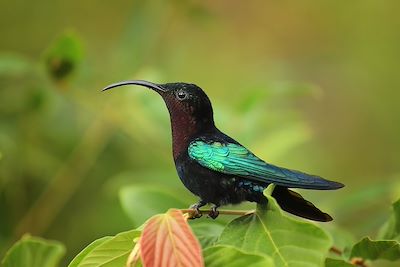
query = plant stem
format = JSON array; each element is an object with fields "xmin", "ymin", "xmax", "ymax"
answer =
[
  {"xmin": 180, "ymin": 209, "xmax": 255, "ymax": 217},
  {"xmin": 329, "ymin": 246, "xmax": 343, "ymax": 256}
]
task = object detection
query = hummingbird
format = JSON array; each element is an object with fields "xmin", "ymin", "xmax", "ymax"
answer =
[{"xmin": 103, "ymin": 80, "xmax": 344, "ymax": 221}]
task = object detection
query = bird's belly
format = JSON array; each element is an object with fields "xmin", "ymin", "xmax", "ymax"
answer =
[{"xmin": 175, "ymin": 157, "xmax": 266, "ymax": 205}]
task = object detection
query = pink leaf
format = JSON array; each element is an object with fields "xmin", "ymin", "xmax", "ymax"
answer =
[{"xmin": 140, "ymin": 209, "xmax": 204, "ymax": 267}]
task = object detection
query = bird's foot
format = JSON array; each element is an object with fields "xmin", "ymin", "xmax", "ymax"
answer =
[
  {"xmin": 208, "ymin": 205, "xmax": 220, "ymax": 219},
  {"xmin": 188, "ymin": 208, "xmax": 202, "ymax": 219},
  {"xmin": 188, "ymin": 200, "xmax": 206, "ymax": 219}
]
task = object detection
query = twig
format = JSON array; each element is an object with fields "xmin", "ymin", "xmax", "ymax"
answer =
[
  {"xmin": 329, "ymin": 246, "xmax": 343, "ymax": 256},
  {"xmin": 180, "ymin": 209, "xmax": 255, "ymax": 217},
  {"xmin": 351, "ymin": 258, "xmax": 367, "ymax": 267}
]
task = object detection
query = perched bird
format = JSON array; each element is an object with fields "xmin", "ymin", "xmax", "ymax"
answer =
[{"xmin": 103, "ymin": 80, "xmax": 344, "ymax": 222}]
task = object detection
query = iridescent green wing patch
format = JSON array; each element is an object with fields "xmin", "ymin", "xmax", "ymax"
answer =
[
  {"xmin": 188, "ymin": 141, "xmax": 227, "ymax": 172},
  {"xmin": 188, "ymin": 140, "xmax": 282, "ymax": 178},
  {"xmin": 188, "ymin": 140, "xmax": 338, "ymax": 189}
]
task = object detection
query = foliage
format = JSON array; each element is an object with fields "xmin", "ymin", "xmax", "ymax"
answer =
[
  {"xmin": 68, "ymin": 237, "xmax": 112, "ymax": 267},
  {"xmin": 349, "ymin": 238, "xmax": 400, "ymax": 262},
  {"xmin": 1, "ymin": 235, "xmax": 65, "ymax": 267},
  {"xmin": 68, "ymin": 230, "xmax": 140, "ymax": 267},
  {"xmin": 3, "ymin": 186, "xmax": 400, "ymax": 266},
  {"xmin": 378, "ymin": 199, "xmax": 400, "ymax": 241},
  {"xmin": 44, "ymin": 31, "xmax": 83, "ymax": 81},
  {"xmin": 325, "ymin": 258, "xmax": 354, "ymax": 267},
  {"xmin": 218, "ymin": 186, "xmax": 331, "ymax": 267},
  {"xmin": 324, "ymin": 199, "xmax": 400, "ymax": 266},
  {"xmin": 138, "ymin": 209, "xmax": 203, "ymax": 267},
  {"xmin": 203, "ymin": 245, "xmax": 274, "ymax": 267}
]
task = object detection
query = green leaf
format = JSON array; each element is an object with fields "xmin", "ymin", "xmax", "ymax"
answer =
[
  {"xmin": 217, "ymin": 184, "xmax": 332, "ymax": 267},
  {"xmin": 44, "ymin": 30, "xmax": 83, "ymax": 81},
  {"xmin": 119, "ymin": 185, "xmax": 187, "ymax": 226},
  {"xmin": 190, "ymin": 222, "xmax": 225, "ymax": 248},
  {"xmin": 204, "ymin": 245, "xmax": 274, "ymax": 267},
  {"xmin": 325, "ymin": 258, "xmax": 353, "ymax": 267},
  {"xmin": 67, "ymin": 229, "xmax": 140, "ymax": 267},
  {"xmin": 379, "ymin": 199, "xmax": 400, "ymax": 241},
  {"xmin": 1, "ymin": 235, "xmax": 65, "ymax": 267},
  {"xmin": 350, "ymin": 237, "xmax": 400, "ymax": 262},
  {"xmin": 68, "ymin": 236, "xmax": 112, "ymax": 267}
]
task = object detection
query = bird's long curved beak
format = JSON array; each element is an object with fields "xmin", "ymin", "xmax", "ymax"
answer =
[{"xmin": 102, "ymin": 80, "xmax": 166, "ymax": 93}]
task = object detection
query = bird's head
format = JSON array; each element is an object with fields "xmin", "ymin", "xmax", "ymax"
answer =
[{"xmin": 103, "ymin": 80, "xmax": 215, "ymax": 129}]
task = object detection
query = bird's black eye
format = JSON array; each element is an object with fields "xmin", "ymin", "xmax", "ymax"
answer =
[{"xmin": 176, "ymin": 90, "xmax": 188, "ymax": 100}]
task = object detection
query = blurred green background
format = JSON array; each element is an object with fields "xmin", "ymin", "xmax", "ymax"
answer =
[{"xmin": 1, "ymin": 0, "xmax": 400, "ymax": 264}]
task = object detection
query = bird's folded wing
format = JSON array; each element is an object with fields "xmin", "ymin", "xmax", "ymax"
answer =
[{"xmin": 188, "ymin": 140, "xmax": 343, "ymax": 190}]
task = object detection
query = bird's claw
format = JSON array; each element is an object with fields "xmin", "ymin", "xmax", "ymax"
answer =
[
  {"xmin": 207, "ymin": 205, "xmax": 219, "ymax": 219},
  {"xmin": 188, "ymin": 208, "xmax": 202, "ymax": 219},
  {"xmin": 188, "ymin": 201, "xmax": 206, "ymax": 219}
]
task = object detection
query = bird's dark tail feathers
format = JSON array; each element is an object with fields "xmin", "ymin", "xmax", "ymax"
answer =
[{"xmin": 271, "ymin": 186, "xmax": 333, "ymax": 222}]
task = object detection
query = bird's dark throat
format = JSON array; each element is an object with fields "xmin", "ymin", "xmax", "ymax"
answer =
[{"xmin": 168, "ymin": 106, "xmax": 215, "ymax": 160}]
